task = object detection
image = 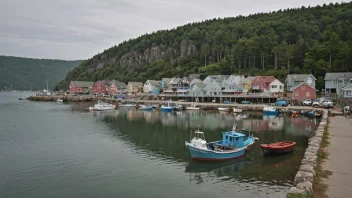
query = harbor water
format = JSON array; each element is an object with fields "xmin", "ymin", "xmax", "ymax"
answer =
[{"xmin": 0, "ymin": 92, "xmax": 320, "ymax": 198}]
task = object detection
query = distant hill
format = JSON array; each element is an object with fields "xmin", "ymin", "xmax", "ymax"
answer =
[
  {"xmin": 0, "ymin": 56, "xmax": 82, "ymax": 91},
  {"xmin": 57, "ymin": 2, "xmax": 352, "ymax": 91}
]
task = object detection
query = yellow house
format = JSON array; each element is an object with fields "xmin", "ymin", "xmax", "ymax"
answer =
[{"xmin": 243, "ymin": 76, "xmax": 255, "ymax": 92}]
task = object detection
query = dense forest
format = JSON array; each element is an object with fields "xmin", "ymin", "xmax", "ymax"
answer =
[
  {"xmin": 57, "ymin": 2, "xmax": 352, "ymax": 91},
  {"xmin": 0, "ymin": 56, "xmax": 81, "ymax": 90}
]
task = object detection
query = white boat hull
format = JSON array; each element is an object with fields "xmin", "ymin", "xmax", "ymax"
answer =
[
  {"xmin": 218, "ymin": 107, "xmax": 229, "ymax": 111},
  {"xmin": 186, "ymin": 107, "xmax": 200, "ymax": 110},
  {"xmin": 233, "ymin": 108, "xmax": 243, "ymax": 113}
]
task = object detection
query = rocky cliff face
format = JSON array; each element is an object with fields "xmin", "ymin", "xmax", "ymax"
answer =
[{"xmin": 85, "ymin": 40, "xmax": 197, "ymax": 72}]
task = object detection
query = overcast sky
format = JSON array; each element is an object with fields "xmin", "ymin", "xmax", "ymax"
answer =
[{"xmin": 0, "ymin": 0, "xmax": 342, "ymax": 60}]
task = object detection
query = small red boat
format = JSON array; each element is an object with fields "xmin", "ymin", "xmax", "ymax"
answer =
[{"xmin": 260, "ymin": 141, "xmax": 296, "ymax": 155}]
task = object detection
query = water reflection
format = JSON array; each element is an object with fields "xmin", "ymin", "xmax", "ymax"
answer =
[{"xmin": 71, "ymin": 104, "xmax": 320, "ymax": 188}]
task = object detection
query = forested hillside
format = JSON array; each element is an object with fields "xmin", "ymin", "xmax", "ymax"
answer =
[
  {"xmin": 0, "ymin": 56, "xmax": 81, "ymax": 90},
  {"xmin": 57, "ymin": 2, "xmax": 352, "ymax": 91}
]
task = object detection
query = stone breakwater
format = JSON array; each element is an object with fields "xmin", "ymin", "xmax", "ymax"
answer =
[
  {"xmin": 27, "ymin": 95, "xmax": 99, "ymax": 102},
  {"xmin": 287, "ymin": 110, "xmax": 328, "ymax": 198}
]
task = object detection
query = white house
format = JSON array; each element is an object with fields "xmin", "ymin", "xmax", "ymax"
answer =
[
  {"xmin": 269, "ymin": 79, "xmax": 284, "ymax": 93},
  {"xmin": 224, "ymin": 75, "xmax": 245, "ymax": 91},
  {"xmin": 204, "ymin": 81, "xmax": 222, "ymax": 96},
  {"xmin": 203, "ymin": 75, "xmax": 229, "ymax": 84},
  {"xmin": 340, "ymin": 84, "xmax": 352, "ymax": 98},
  {"xmin": 143, "ymin": 80, "xmax": 160, "ymax": 93}
]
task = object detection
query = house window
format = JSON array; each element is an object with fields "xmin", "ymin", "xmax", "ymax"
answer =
[
  {"xmin": 306, "ymin": 92, "xmax": 310, "ymax": 97},
  {"xmin": 302, "ymin": 86, "xmax": 305, "ymax": 90},
  {"xmin": 346, "ymin": 91, "xmax": 352, "ymax": 97},
  {"xmin": 271, "ymin": 85, "xmax": 277, "ymax": 88},
  {"xmin": 295, "ymin": 92, "xmax": 298, "ymax": 96},
  {"xmin": 338, "ymin": 79, "xmax": 343, "ymax": 84},
  {"xmin": 262, "ymin": 83, "xmax": 265, "ymax": 88},
  {"xmin": 350, "ymin": 79, "xmax": 352, "ymax": 83},
  {"xmin": 78, "ymin": 88, "xmax": 81, "ymax": 91},
  {"xmin": 279, "ymin": 85, "xmax": 282, "ymax": 89}
]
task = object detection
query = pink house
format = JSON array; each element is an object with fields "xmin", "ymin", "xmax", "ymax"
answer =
[
  {"xmin": 291, "ymin": 83, "xmax": 316, "ymax": 100},
  {"xmin": 251, "ymin": 76, "xmax": 276, "ymax": 92},
  {"xmin": 69, "ymin": 81, "xmax": 94, "ymax": 95}
]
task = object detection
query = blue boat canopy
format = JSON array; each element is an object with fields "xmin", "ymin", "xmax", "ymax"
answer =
[{"xmin": 222, "ymin": 131, "xmax": 246, "ymax": 137}]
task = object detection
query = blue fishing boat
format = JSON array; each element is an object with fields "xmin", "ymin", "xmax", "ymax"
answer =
[
  {"xmin": 160, "ymin": 101, "xmax": 175, "ymax": 112},
  {"xmin": 263, "ymin": 105, "xmax": 279, "ymax": 116},
  {"xmin": 308, "ymin": 111, "xmax": 315, "ymax": 117},
  {"xmin": 185, "ymin": 127, "xmax": 258, "ymax": 161}
]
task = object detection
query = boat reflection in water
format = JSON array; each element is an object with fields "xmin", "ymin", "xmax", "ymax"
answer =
[{"xmin": 185, "ymin": 156, "xmax": 249, "ymax": 184}]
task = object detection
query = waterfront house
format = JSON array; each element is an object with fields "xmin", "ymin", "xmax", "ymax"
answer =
[
  {"xmin": 291, "ymin": 83, "xmax": 316, "ymax": 100},
  {"xmin": 286, "ymin": 74, "xmax": 316, "ymax": 92},
  {"xmin": 243, "ymin": 76, "xmax": 255, "ymax": 92},
  {"xmin": 324, "ymin": 72, "xmax": 352, "ymax": 97},
  {"xmin": 176, "ymin": 78, "xmax": 190, "ymax": 95},
  {"xmin": 204, "ymin": 81, "xmax": 222, "ymax": 96},
  {"xmin": 143, "ymin": 80, "xmax": 160, "ymax": 93},
  {"xmin": 189, "ymin": 82, "xmax": 206, "ymax": 96},
  {"xmin": 109, "ymin": 81, "xmax": 127, "ymax": 95},
  {"xmin": 166, "ymin": 77, "xmax": 181, "ymax": 91},
  {"xmin": 223, "ymin": 75, "xmax": 245, "ymax": 92},
  {"xmin": 251, "ymin": 76, "xmax": 276, "ymax": 93},
  {"xmin": 203, "ymin": 75, "xmax": 229, "ymax": 84},
  {"xmin": 269, "ymin": 79, "xmax": 284, "ymax": 93},
  {"xmin": 340, "ymin": 84, "xmax": 352, "ymax": 98},
  {"xmin": 190, "ymin": 78, "xmax": 202, "ymax": 88},
  {"xmin": 69, "ymin": 81, "xmax": 94, "ymax": 95},
  {"xmin": 92, "ymin": 80, "xmax": 111, "ymax": 95},
  {"xmin": 127, "ymin": 81, "xmax": 143, "ymax": 94},
  {"xmin": 160, "ymin": 78, "xmax": 172, "ymax": 89}
]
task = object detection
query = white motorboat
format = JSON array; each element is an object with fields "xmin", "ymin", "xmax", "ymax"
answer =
[
  {"xmin": 91, "ymin": 101, "xmax": 115, "ymax": 111},
  {"xmin": 263, "ymin": 105, "xmax": 279, "ymax": 115},
  {"xmin": 218, "ymin": 107, "xmax": 229, "ymax": 111},
  {"xmin": 233, "ymin": 108, "xmax": 243, "ymax": 113},
  {"xmin": 57, "ymin": 98, "xmax": 63, "ymax": 102},
  {"xmin": 186, "ymin": 104, "xmax": 200, "ymax": 110}
]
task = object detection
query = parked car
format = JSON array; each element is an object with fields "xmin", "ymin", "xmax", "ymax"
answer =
[
  {"xmin": 312, "ymin": 99, "xmax": 320, "ymax": 107},
  {"xmin": 303, "ymin": 99, "xmax": 312, "ymax": 106},
  {"xmin": 275, "ymin": 99, "xmax": 288, "ymax": 107},
  {"xmin": 114, "ymin": 95, "xmax": 126, "ymax": 99},
  {"xmin": 322, "ymin": 100, "xmax": 333, "ymax": 108}
]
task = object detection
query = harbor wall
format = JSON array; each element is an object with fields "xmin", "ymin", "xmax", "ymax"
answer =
[{"xmin": 287, "ymin": 110, "xmax": 328, "ymax": 197}]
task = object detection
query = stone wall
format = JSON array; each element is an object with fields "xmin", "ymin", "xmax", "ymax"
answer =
[{"xmin": 287, "ymin": 110, "xmax": 328, "ymax": 197}]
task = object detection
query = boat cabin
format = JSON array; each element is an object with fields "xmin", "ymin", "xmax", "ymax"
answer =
[{"xmin": 221, "ymin": 131, "xmax": 246, "ymax": 148}]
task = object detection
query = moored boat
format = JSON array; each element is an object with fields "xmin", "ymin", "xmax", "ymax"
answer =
[
  {"xmin": 160, "ymin": 101, "xmax": 175, "ymax": 112},
  {"xmin": 233, "ymin": 108, "xmax": 243, "ymax": 113},
  {"xmin": 260, "ymin": 141, "xmax": 296, "ymax": 155},
  {"xmin": 118, "ymin": 103, "xmax": 136, "ymax": 108},
  {"xmin": 91, "ymin": 100, "xmax": 115, "ymax": 111},
  {"xmin": 218, "ymin": 107, "xmax": 229, "ymax": 111},
  {"xmin": 185, "ymin": 127, "xmax": 258, "ymax": 161},
  {"xmin": 263, "ymin": 105, "xmax": 279, "ymax": 116},
  {"xmin": 138, "ymin": 105, "xmax": 153, "ymax": 111},
  {"xmin": 186, "ymin": 104, "xmax": 200, "ymax": 110},
  {"xmin": 57, "ymin": 98, "xmax": 63, "ymax": 102}
]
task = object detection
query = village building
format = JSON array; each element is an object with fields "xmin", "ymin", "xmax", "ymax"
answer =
[
  {"xmin": 69, "ymin": 81, "xmax": 94, "ymax": 95},
  {"xmin": 286, "ymin": 74, "xmax": 316, "ymax": 92},
  {"xmin": 92, "ymin": 80, "xmax": 111, "ymax": 95},
  {"xmin": 243, "ymin": 76, "xmax": 255, "ymax": 93},
  {"xmin": 127, "ymin": 82, "xmax": 143, "ymax": 94},
  {"xmin": 251, "ymin": 76, "xmax": 276, "ymax": 93},
  {"xmin": 324, "ymin": 72, "xmax": 352, "ymax": 97},
  {"xmin": 291, "ymin": 83, "xmax": 317, "ymax": 100},
  {"xmin": 109, "ymin": 81, "xmax": 127, "ymax": 95},
  {"xmin": 143, "ymin": 80, "xmax": 160, "ymax": 93},
  {"xmin": 269, "ymin": 79, "xmax": 284, "ymax": 93}
]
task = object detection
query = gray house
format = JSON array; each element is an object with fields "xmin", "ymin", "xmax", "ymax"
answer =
[
  {"xmin": 324, "ymin": 72, "xmax": 352, "ymax": 97},
  {"xmin": 204, "ymin": 81, "xmax": 222, "ymax": 96},
  {"xmin": 203, "ymin": 75, "xmax": 229, "ymax": 84},
  {"xmin": 189, "ymin": 82, "xmax": 206, "ymax": 96},
  {"xmin": 286, "ymin": 74, "xmax": 316, "ymax": 92}
]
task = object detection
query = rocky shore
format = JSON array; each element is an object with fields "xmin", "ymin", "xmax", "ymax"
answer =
[
  {"xmin": 27, "ymin": 95, "xmax": 99, "ymax": 102},
  {"xmin": 287, "ymin": 110, "xmax": 328, "ymax": 197}
]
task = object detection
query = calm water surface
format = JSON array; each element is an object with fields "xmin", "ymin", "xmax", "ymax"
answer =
[{"xmin": 0, "ymin": 92, "xmax": 320, "ymax": 198}]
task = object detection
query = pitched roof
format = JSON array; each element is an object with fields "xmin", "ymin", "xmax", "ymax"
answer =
[
  {"xmin": 208, "ymin": 75, "xmax": 230, "ymax": 81},
  {"xmin": 324, "ymin": 72, "xmax": 352, "ymax": 80},
  {"xmin": 168, "ymin": 77, "xmax": 180, "ymax": 84},
  {"xmin": 256, "ymin": 76, "xmax": 276, "ymax": 83},
  {"xmin": 162, "ymin": 78, "xmax": 172, "ymax": 84},
  {"xmin": 291, "ymin": 83, "xmax": 317, "ymax": 91},
  {"xmin": 111, "ymin": 81, "xmax": 127, "ymax": 88},
  {"xmin": 340, "ymin": 84, "xmax": 352, "ymax": 90},
  {"xmin": 269, "ymin": 79, "xmax": 284, "ymax": 85},
  {"xmin": 71, "ymin": 81, "xmax": 94, "ymax": 87},
  {"xmin": 247, "ymin": 76, "xmax": 255, "ymax": 81},
  {"xmin": 193, "ymin": 82, "xmax": 206, "ymax": 89},
  {"xmin": 287, "ymin": 74, "xmax": 316, "ymax": 82},
  {"xmin": 129, "ymin": 81, "xmax": 143, "ymax": 87},
  {"xmin": 146, "ymin": 80, "xmax": 160, "ymax": 86},
  {"xmin": 97, "ymin": 80, "xmax": 112, "ymax": 87},
  {"xmin": 188, "ymin": 74, "xmax": 200, "ymax": 79}
]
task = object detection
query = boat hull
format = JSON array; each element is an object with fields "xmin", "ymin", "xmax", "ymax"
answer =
[
  {"xmin": 93, "ymin": 107, "xmax": 115, "ymax": 111},
  {"xmin": 186, "ymin": 144, "xmax": 246, "ymax": 161},
  {"xmin": 160, "ymin": 107, "xmax": 173, "ymax": 112},
  {"xmin": 186, "ymin": 107, "xmax": 200, "ymax": 110},
  {"xmin": 139, "ymin": 107, "xmax": 153, "ymax": 110},
  {"xmin": 218, "ymin": 108, "xmax": 229, "ymax": 111},
  {"xmin": 260, "ymin": 142, "xmax": 296, "ymax": 155}
]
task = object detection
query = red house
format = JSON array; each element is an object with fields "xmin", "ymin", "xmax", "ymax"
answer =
[
  {"xmin": 69, "ymin": 81, "xmax": 94, "ymax": 95},
  {"xmin": 291, "ymin": 83, "xmax": 316, "ymax": 100},
  {"xmin": 92, "ymin": 80, "xmax": 111, "ymax": 95},
  {"xmin": 251, "ymin": 76, "xmax": 276, "ymax": 92}
]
